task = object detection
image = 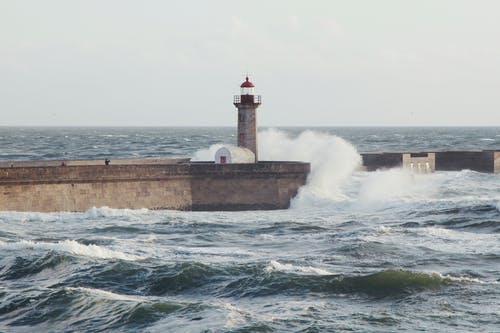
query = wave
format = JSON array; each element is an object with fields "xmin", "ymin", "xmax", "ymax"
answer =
[
  {"xmin": 0, "ymin": 252, "xmax": 72, "ymax": 280},
  {"xmin": 0, "ymin": 259, "xmax": 487, "ymax": 331},
  {"xmin": 258, "ymin": 129, "xmax": 361, "ymax": 203},
  {"xmin": 0, "ymin": 286, "xmax": 188, "ymax": 331},
  {"xmin": 66, "ymin": 286, "xmax": 147, "ymax": 302},
  {"xmin": 192, "ymin": 129, "xmax": 361, "ymax": 205},
  {"xmin": 0, "ymin": 240, "xmax": 141, "ymax": 260},
  {"xmin": 265, "ymin": 260, "xmax": 333, "ymax": 275},
  {"xmin": 416, "ymin": 203, "xmax": 500, "ymax": 232},
  {"xmin": 191, "ymin": 129, "xmax": 499, "ymax": 211},
  {"xmin": 222, "ymin": 267, "xmax": 460, "ymax": 298}
]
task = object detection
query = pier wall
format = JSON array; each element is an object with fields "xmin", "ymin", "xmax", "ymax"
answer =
[
  {"xmin": 434, "ymin": 151, "xmax": 496, "ymax": 173},
  {"xmin": 189, "ymin": 163, "xmax": 308, "ymax": 210},
  {"xmin": 0, "ymin": 162, "xmax": 309, "ymax": 212},
  {"xmin": 361, "ymin": 153, "xmax": 402, "ymax": 171},
  {"xmin": 361, "ymin": 150, "xmax": 499, "ymax": 173}
]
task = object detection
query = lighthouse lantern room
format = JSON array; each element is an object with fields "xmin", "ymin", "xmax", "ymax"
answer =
[{"xmin": 233, "ymin": 76, "xmax": 261, "ymax": 162}]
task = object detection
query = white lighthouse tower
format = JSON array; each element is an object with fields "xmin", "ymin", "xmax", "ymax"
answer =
[{"xmin": 233, "ymin": 76, "xmax": 261, "ymax": 162}]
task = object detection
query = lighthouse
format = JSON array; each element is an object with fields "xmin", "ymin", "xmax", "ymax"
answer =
[{"xmin": 233, "ymin": 76, "xmax": 261, "ymax": 162}]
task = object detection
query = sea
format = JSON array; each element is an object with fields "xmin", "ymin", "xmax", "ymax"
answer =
[{"xmin": 0, "ymin": 127, "xmax": 499, "ymax": 333}]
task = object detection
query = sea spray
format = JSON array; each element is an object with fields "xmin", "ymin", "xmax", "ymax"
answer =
[
  {"xmin": 259, "ymin": 130, "xmax": 361, "ymax": 202},
  {"xmin": 191, "ymin": 129, "xmax": 362, "ymax": 204},
  {"xmin": 355, "ymin": 168, "xmax": 439, "ymax": 209},
  {"xmin": 192, "ymin": 143, "xmax": 225, "ymax": 161}
]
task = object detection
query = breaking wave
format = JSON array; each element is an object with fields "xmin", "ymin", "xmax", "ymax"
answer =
[
  {"xmin": 191, "ymin": 129, "xmax": 499, "ymax": 211},
  {"xmin": 0, "ymin": 239, "xmax": 141, "ymax": 260},
  {"xmin": 259, "ymin": 129, "xmax": 361, "ymax": 203},
  {"xmin": 193, "ymin": 129, "xmax": 362, "ymax": 204},
  {"xmin": 222, "ymin": 267, "xmax": 460, "ymax": 298},
  {"xmin": 265, "ymin": 260, "xmax": 333, "ymax": 275},
  {"xmin": 0, "ymin": 253, "xmax": 488, "ymax": 331}
]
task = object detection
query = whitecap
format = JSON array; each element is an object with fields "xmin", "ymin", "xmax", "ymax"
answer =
[
  {"xmin": 265, "ymin": 260, "xmax": 333, "ymax": 275},
  {"xmin": 220, "ymin": 302, "xmax": 248, "ymax": 329},
  {"xmin": 66, "ymin": 287, "xmax": 144, "ymax": 301},
  {"xmin": 0, "ymin": 239, "xmax": 142, "ymax": 260},
  {"xmin": 438, "ymin": 273, "xmax": 487, "ymax": 284},
  {"xmin": 84, "ymin": 206, "xmax": 150, "ymax": 219}
]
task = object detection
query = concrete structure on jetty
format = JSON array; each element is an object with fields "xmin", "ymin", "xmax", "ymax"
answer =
[
  {"xmin": 361, "ymin": 150, "xmax": 500, "ymax": 173},
  {"xmin": 0, "ymin": 77, "xmax": 310, "ymax": 212}
]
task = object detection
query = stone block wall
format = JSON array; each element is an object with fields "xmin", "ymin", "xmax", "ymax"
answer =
[
  {"xmin": 237, "ymin": 106, "xmax": 258, "ymax": 161},
  {"xmin": 0, "ymin": 161, "xmax": 310, "ymax": 212}
]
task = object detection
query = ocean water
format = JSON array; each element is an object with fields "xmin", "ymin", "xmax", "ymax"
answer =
[{"xmin": 0, "ymin": 127, "xmax": 499, "ymax": 333}]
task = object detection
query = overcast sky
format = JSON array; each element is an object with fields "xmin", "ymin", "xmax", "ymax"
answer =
[{"xmin": 1, "ymin": 0, "xmax": 500, "ymax": 126}]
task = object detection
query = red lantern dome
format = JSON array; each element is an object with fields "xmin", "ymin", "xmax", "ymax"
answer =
[{"xmin": 240, "ymin": 76, "xmax": 255, "ymax": 88}]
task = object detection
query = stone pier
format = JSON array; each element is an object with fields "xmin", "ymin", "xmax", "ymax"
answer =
[
  {"xmin": 361, "ymin": 150, "xmax": 499, "ymax": 173},
  {"xmin": 0, "ymin": 158, "xmax": 310, "ymax": 212}
]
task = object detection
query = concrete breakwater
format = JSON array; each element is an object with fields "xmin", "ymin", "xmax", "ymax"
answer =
[
  {"xmin": 0, "ymin": 158, "xmax": 310, "ymax": 212},
  {"xmin": 361, "ymin": 150, "xmax": 500, "ymax": 173}
]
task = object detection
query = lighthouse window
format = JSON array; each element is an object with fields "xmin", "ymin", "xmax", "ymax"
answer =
[{"xmin": 241, "ymin": 87, "xmax": 254, "ymax": 95}]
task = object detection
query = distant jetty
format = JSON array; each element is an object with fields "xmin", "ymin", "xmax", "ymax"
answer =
[{"xmin": 361, "ymin": 150, "xmax": 499, "ymax": 173}]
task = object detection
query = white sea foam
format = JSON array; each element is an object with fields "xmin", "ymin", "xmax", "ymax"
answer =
[
  {"xmin": 0, "ymin": 211, "xmax": 71, "ymax": 223},
  {"xmin": 355, "ymin": 168, "xmax": 438, "ymax": 207},
  {"xmin": 221, "ymin": 302, "xmax": 248, "ymax": 329},
  {"xmin": 192, "ymin": 143, "xmax": 225, "ymax": 161},
  {"xmin": 0, "ymin": 239, "xmax": 141, "ymax": 260},
  {"xmin": 66, "ymin": 287, "xmax": 145, "ymax": 301},
  {"xmin": 84, "ymin": 206, "xmax": 150, "ymax": 219},
  {"xmin": 438, "ymin": 273, "xmax": 487, "ymax": 284},
  {"xmin": 265, "ymin": 260, "xmax": 333, "ymax": 275}
]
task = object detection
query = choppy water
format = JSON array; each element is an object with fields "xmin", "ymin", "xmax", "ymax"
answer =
[{"xmin": 0, "ymin": 127, "xmax": 499, "ymax": 332}]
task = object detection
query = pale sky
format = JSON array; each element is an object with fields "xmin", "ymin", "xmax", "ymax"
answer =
[{"xmin": 1, "ymin": 0, "xmax": 500, "ymax": 126}]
